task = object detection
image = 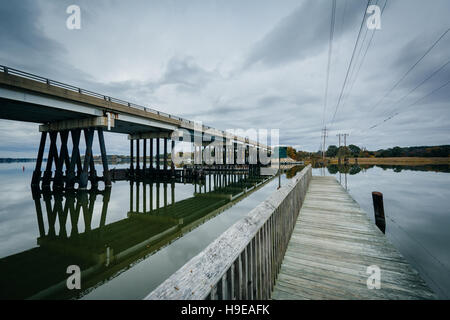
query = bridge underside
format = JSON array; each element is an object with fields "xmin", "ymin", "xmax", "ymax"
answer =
[{"xmin": 0, "ymin": 93, "xmax": 174, "ymax": 135}]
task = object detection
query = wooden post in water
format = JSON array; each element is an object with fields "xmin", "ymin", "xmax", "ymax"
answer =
[{"xmin": 372, "ymin": 191, "xmax": 386, "ymax": 233}]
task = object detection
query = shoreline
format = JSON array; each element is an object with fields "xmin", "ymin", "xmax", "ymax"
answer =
[{"xmin": 307, "ymin": 157, "xmax": 450, "ymax": 166}]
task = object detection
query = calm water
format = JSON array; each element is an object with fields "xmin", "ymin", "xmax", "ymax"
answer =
[
  {"xmin": 310, "ymin": 164, "xmax": 450, "ymax": 299},
  {"xmin": 0, "ymin": 162, "xmax": 285, "ymax": 299},
  {"xmin": 1, "ymin": 163, "xmax": 449, "ymax": 299}
]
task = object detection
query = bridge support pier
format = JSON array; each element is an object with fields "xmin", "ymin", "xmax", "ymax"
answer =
[
  {"xmin": 156, "ymin": 138, "xmax": 160, "ymax": 174},
  {"xmin": 128, "ymin": 132, "xmax": 176, "ymax": 181},
  {"xmin": 32, "ymin": 127, "xmax": 111, "ymax": 190}
]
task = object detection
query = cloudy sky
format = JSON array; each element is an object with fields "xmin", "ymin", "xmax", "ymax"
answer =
[{"xmin": 0, "ymin": 0, "xmax": 449, "ymax": 157}]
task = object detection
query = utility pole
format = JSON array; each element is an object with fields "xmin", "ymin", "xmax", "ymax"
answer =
[
  {"xmin": 343, "ymin": 133, "xmax": 349, "ymax": 164},
  {"xmin": 343, "ymin": 133, "xmax": 349, "ymax": 148},
  {"xmin": 336, "ymin": 133, "xmax": 341, "ymax": 165},
  {"xmin": 336, "ymin": 133, "xmax": 349, "ymax": 164},
  {"xmin": 321, "ymin": 127, "xmax": 328, "ymax": 161}
]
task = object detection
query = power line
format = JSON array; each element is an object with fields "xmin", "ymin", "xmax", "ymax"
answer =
[
  {"xmin": 342, "ymin": 0, "xmax": 388, "ymax": 109},
  {"xmin": 320, "ymin": 0, "xmax": 337, "ymax": 160},
  {"xmin": 369, "ymin": 58, "xmax": 450, "ymax": 128},
  {"xmin": 354, "ymin": 58, "xmax": 450, "ymax": 135},
  {"xmin": 368, "ymin": 77, "xmax": 450, "ymax": 130},
  {"xmin": 329, "ymin": 0, "xmax": 371, "ymax": 129},
  {"xmin": 365, "ymin": 26, "xmax": 450, "ymax": 115},
  {"xmin": 356, "ymin": 74, "xmax": 450, "ymax": 134},
  {"xmin": 322, "ymin": 0, "xmax": 337, "ymax": 128}
]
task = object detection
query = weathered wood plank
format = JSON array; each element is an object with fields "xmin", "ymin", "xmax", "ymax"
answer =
[{"xmin": 272, "ymin": 176, "xmax": 436, "ymax": 300}]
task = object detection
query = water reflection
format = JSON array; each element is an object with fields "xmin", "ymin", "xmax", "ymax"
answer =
[{"xmin": 0, "ymin": 173, "xmax": 269, "ymax": 300}]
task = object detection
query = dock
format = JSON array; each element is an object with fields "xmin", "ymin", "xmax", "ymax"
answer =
[{"xmin": 272, "ymin": 176, "xmax": 436, "ymax": 300}]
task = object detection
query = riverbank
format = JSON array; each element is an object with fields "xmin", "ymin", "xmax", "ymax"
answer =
[{"xmin": 309, "ymin": 157, "xmax": 450, "ymax": 166}]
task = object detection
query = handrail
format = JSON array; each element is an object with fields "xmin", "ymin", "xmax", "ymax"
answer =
[
  {"xmin": 0, "ymin": 65, "xmax": 193, "ymax": 124},
  {"xmin": 146, "ymin": 165, "xmax": 312, "ymax": 300}
]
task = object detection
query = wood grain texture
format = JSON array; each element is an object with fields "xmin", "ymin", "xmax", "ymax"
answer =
[{"xmin": 272, "ymin": 176, "xmax": 436, "ymax": 300}]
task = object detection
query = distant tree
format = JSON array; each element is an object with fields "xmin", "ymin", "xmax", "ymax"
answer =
[
  {"xmin": 287, "ymin": 147, "xmax": 297, "ymax": 159},
  {"xmin": 392, "ymin": 146, "xmax": 402, "ymax": 157},
  {"xmin": 359, "ymin": 149, "xmax": 369, "ymax": 158},
  {"xmin": 326, "ymin": 145, "xmax": 338, "ymax": 157},
  {"xmin": 337, "ymin": 146, "xmax": 351, "ymax": 158},
  {"xmin": 348, "ymin": 144, "xmax": 361, "ymax": 157}
]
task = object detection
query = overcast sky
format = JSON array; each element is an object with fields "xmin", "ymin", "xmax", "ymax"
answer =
[{"xmin": 0, "ymin": 0, "xmax": 449, "ymax": 157}]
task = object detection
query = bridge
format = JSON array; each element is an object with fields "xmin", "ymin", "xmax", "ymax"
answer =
[{"xmin": 0, "ymin": 65, "xmax": 272, "ymax": 190}]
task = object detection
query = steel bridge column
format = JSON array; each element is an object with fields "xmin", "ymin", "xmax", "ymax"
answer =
[
  {"xmin": 54, "ymin": 131, "xmax": 69, "ymax": 189},
  {"xmin": 89, "ymin": 147, "xmax": 98, "ymax": 188},
  {"xmin": 98, "ymin": 128, "xmax": 111, "ymax": 187},
  {"xmin": 130, "ymin": 139, "xmax": 134, "ymax": 177},
  {"xmin": 79, "ymin": 128, "xmax": 94, "ymax": 190},
  {"xmin": 163, "ymin": 138, "xmax": 168, "ymax": 175},
  {"xmin": 171, "ymin": 139, "xmax": 175, "ymax": 178},
  {"xmin": 143, "ymin": 138, "xmax": 147, "ymax": 177},
  {"xmin": 42, "ymin": 131, "xmax": 58, "ymax": 188},
  {"xmin": 136, "ymin": 139, "xmax": 140, "ymax": 176},
  {"xmin": 67, "ymin": 129, "xmax": 81, "ymax": 189},
  {"xmin": 156, "ymin": 138, "xmax": 160, "ymax": 172},
  {"xmin": 150, "ymin": 138, "xmax": 154, "ymax": 175},
  {"xmin": 32, "ymin": 132, "xmax": 47, "ymax": 187}
]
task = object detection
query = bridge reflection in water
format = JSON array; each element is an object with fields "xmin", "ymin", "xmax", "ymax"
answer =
[{"xmin": 0, "ymin": 173, "xmax": 271, "ymax": 300}]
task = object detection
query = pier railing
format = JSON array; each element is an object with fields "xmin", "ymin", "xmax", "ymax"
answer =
[{"xmin": 146, "ymin": 165, "xmax": 312, "ymax": 300}]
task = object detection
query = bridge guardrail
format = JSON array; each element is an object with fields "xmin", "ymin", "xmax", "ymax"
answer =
[
  {"xmin": 0, "ymin": 65, "xmax": 192, "ymax": 124},
  {"xmin": 146, "ymin": 165, "xmax": 312, "ymax": 300},
  {"xmin": 0, "ymin": 65, "xmax": 267, "ymax": 147}
]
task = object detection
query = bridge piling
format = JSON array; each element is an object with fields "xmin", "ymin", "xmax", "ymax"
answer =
[
  {"xmin": 32, "ymin": 127, "xmax": 111, "ymax": 191},
  {"xmin": 136, "ymin": 139, "xmax": 140, "ymax": 177},
  {"xmin": 163, "ymin": 138, "xmax": 168, "ymax": 173},
  {"xmin": 130, "ymin": 139, "xmax": 134, "ymax": 177},
  {"xmin": 31, "ymin": 131, "xmax": 47, "ymax": 187},
  {"xmin": 143, "ymin": 138, "xmax": 147, "ymax": 177},
  {"xmin": 150, "ymin": 138, "xmax": 154, "ymax": 174},
  {"xmin": 156, "ymin": 138, "xmax": 160, "ymax": 173}
]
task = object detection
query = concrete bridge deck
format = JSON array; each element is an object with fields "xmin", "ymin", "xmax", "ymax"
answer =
[{"xmin": 272, "ymin": 176, "xmax": 435, "ymax": 300}]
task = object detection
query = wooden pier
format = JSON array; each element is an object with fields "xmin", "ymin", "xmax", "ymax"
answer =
[{"xmin": 272, "ymin": 176, "xmax": 435, "ymax": 300}]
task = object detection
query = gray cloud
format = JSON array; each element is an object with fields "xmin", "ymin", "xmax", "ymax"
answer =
[
  {"xmin": 243, "ymin": 0, "xmax": 364, "ymax": 68},
  {"xmin": 0, "ymin": 0, "xmax": 449, "ymax": 156}
]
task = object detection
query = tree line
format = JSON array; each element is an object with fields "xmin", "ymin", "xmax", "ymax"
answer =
[{"xmin": 287, "ymin": 145, "xmax": 450, "ymax": 160}]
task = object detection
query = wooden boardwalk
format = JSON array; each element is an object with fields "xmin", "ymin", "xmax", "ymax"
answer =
[{"xmin": 272, "ymin": 176, "xmax": 435, "ymax": 300}]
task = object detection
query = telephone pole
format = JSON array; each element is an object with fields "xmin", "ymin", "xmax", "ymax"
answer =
[
  {"xmin": 321, "ymin": 127, "xmax": 328, "ymax": 161},
  {"xmin": 336, "ymin": 133, "xmax": 342, "ymax": 148},
  {"xmin": 336, "ymin": 133, "xmax": 349, "ymax": 164}
]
